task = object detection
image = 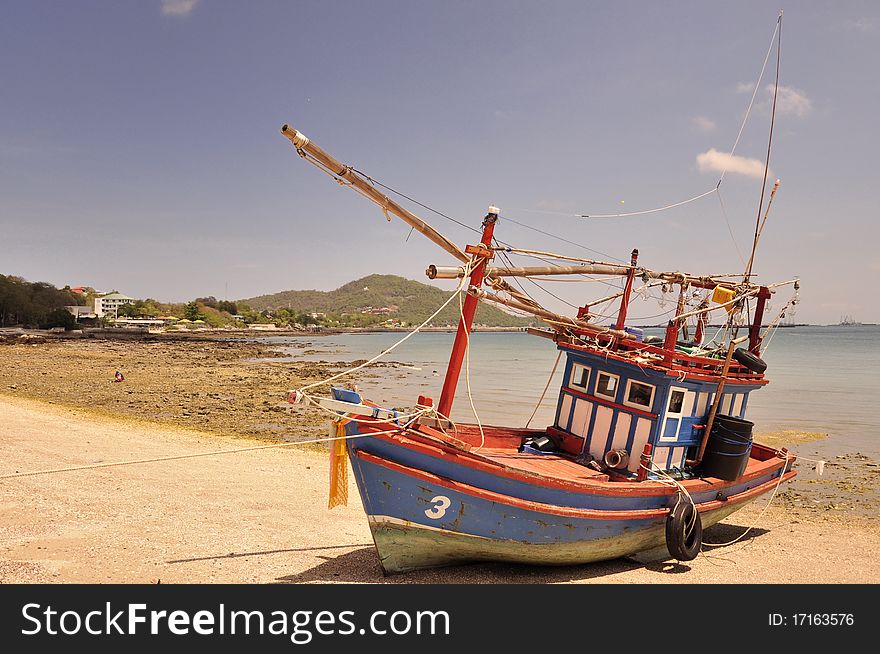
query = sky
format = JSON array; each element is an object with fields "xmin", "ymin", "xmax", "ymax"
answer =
[{"xmin": 1, "ymin": 0, "xmax": 878, "ymax": 324}]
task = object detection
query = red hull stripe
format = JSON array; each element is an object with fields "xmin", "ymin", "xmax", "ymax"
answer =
[
  {"xmin": 354, "ymin": 449, "xmax": 795, "ymax": 521},
  {"xmin": 362, "ymin": 424, "xmax": 793, "ymax": 498}
]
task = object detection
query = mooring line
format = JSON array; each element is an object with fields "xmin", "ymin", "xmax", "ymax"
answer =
[{"xmin": 0, "ymin": 429, "xmax": 403, "ymax": 480}]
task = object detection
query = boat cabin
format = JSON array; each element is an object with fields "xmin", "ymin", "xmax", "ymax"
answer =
[{"xmin": 548, "ymin": 343, "xmax": 765, "ymax": 476}]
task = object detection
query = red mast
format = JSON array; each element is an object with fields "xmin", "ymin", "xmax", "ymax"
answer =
[
  {"xmin": 748, "ymin": 285, "xmax": 771, "ymax": 355},
  {"xmin": 614, "ymin": 248, "xmax": 639, "ymax": 332},
  {"xmin": 437, "ymin": 208, "xmax": 499, "ymax": 419}
]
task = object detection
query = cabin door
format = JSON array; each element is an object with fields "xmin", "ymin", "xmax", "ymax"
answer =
[{"xmin": 659, "ymin": 387, "xmax": 693, "ymax": 442}]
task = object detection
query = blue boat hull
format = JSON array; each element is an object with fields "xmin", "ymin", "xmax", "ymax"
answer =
[{"xmin": 346, "ymin": 431, "xmax": 790, "ymax": 573}]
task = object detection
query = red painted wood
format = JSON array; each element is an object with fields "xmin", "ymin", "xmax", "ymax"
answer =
[
  {"xmin": 437, "ymin": 212, "xmax": 498, "ymax": 418},
  {"xmin": 353, "ymin": 419, "xmax": 793, "ymax": 498},
  {"xmin": 559, "ymin": 341, "xmax": 769, "ymax": 384},
  {"xmin": 354, "ymin": 448, "xmax": 796, "ymax": 520},
  {"xmin": 614, "ymin": 248, "xmax": 639, "ymax": 333},
  {"xmin": 546, "ymin": 426, "xmax": 585, "ymax": 455},
  {"xmin": 479, "ymin": 450, "xmax": 608, "ymax": 482},
  {"xmin": 749, "ymin": 286, "xmax": 771, "ymax": 355},
  {"xmin": 636, "ymin": 443, "xmax": 653, "ymax": 481}
]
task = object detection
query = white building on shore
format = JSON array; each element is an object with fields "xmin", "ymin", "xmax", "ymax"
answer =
[{"xmin": 94, "ymin": 292, "xmax": 134, "ymax": 318}]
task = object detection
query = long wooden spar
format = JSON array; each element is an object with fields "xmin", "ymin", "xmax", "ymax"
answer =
[
  {"xmin": 280, "ymin": 124, "xmax": 541, "ymax": 313},
  {"xmin": 280, "ymin": 125, "xmax": 468, "ymax": 263},
  {"xmin": 428, "ymin": 263, "xmax": 748, "ymax": 292}
]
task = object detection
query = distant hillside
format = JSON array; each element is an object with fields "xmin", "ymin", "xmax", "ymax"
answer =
[{"xmin": 240, "ymin": 274, "xmax": 533, "ymax": 328}]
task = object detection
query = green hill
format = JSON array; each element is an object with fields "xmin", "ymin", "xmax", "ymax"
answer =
[{"xmin": 240, "ymin": 274, "xmax": 533, "ymax": 327}]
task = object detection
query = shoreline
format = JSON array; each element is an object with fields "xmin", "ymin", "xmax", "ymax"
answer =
[
  {"xmin": 1, "ymin": 394, "xmax": 877, "ymax": 584},
  {"xmin": 1, "ymin": 336, "xmax": 877, "ymax": 519}
]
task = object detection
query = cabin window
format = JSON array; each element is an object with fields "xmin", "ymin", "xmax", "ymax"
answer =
[
  {"xmin": 668, "ymin": 389, "xmax": 685, "ymax": 413},
  {"xmin": 569, "ymin": 364, "xmax": 591, "ymax": 391},
  {"xmin": 624, "ymin": 380, "xmax": 655, "ymax": 410},
  {"xmin": 661, "ymin": 387, "xmax": 688, "ymax": 441},
  {"xmin": 594, "ymin": 372, "xmax": 619, "ymax": 401}
]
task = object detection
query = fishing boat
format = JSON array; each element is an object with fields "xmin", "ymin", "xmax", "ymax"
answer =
[
  {"xmin": 279, "ymin": 122, "xmax": 800, "ymax": 574},
  {"xmin": 278, "ymin": 16, "xmax": 800, "ymax": 572}
]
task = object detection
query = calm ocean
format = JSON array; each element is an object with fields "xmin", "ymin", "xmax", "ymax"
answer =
[{"xmin": 260, "ymin": 326, "xmax": 879, "ymax": 458}]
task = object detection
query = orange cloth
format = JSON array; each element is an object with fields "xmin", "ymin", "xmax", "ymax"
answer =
[{"xmin": 328, "ymin": 420, "xmax": 349, "ymax": 509}]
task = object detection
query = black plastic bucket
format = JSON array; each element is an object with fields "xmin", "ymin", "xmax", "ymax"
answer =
[{"xmin": 700, "ymin": 414, "xmax": 754, "ymax": 481}]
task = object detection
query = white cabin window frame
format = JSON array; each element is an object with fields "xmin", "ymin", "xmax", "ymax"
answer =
[
  {"xmin": 623, "ymin": 379, "xmax": 656, "ymax": 410},
  {"xmin": 569, "ymin": 363, "xmax": 591, "ymax": 391},
  {"xmin": 659, "ymin": 386, "xmax": 687, "ymax": 442},
  {"xmin": 594, "ymin": 371, "xmax": 620, "ymax": 402}
]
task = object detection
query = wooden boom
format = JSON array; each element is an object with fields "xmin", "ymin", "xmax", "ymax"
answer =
[
  {"xmin": 280, "ymin": 124, "xmax": 468, "ymax": 263},
  {"xmin": 428, "ymin": 263, "xmax": 752, "ymax": 292}
]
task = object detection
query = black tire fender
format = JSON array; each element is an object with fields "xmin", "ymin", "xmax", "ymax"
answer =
[
  {"xmin": 665, "ymin": 500, "xmax": 703, "ymax": 561},
  {"xmin": 733, "ymin": 347, "xmax": 767, "ymax": 374}
]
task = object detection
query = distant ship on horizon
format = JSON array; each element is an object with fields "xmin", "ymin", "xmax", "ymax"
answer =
[{"xmin": 838, "ymin": 315, "xmax": 862, "ymax": 326}]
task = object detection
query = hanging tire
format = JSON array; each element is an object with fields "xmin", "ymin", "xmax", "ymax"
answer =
[
  {"xmin": 665, "ymin": 500, "xmax": 703, "ymax": 561},
  {"xmin": 733, "ymin": 347, "xmax": 767, "ymax": 374}
]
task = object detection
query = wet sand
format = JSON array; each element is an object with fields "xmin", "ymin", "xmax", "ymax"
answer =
[{"xmin": 0, "ymin": 336, "xmax": 333, "ymax": 442}]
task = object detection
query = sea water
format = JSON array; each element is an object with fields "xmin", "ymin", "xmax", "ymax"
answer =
[{"xmin": 258, "ymin": 326, "xmax": 880, "ymax": 458}]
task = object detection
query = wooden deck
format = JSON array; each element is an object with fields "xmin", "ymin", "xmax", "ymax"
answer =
[{"xmin": 478, "ymin": 449, "xmax": 610, "ymax": 482}]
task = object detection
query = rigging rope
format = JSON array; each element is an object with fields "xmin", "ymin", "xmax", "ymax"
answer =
[
  {"xmin": 297, "ymin": 261, "xmax": 474, "ymax": 392},
  {"xmin": 702, "ymin": 451, "xmax": 790, "ymax": 548},
  {"xmin": 499, "ymin": 215, "xmax": 626, "ymax": 263},
  {"xmin": 721, "ymin": 13, "xmax": 782, "ymax": 186},
  {"xmin": 0, "ymin": 429, "xmax": 406, "ymax": 480},
  {"xmin": 745, "ymin": 13, "xmax": 782, "ymax": 280},
  {"xmin": 579, "ymin": 188, "xmax": 718, "ymax": 219},
  {"xmin": 717, "ymin": 189, "xmax": 747, "ymax": 267},
  {"xmin": 525, "ymin": 351, "xmax": 563, "ymax": 428},
  {"xmin": 351, "ymin": 167, "xmax": 482, "ymax": 236},
  {"xmin": 458, "ymin": 274, "xmax": 486, "ymax": 450},
  {"xmin": 504, "ymin": 13, "xmax": 783, "ymax": 222}
]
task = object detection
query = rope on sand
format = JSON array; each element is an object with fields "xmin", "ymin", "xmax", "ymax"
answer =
[{"xmin": 0, "ymin": 428, "xmax": 406, "ymax": 480}]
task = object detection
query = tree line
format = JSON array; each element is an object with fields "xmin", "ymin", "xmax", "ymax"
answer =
[{"xmin": 0, "ymin": 274, "xmax": 81, "ymax": 329}]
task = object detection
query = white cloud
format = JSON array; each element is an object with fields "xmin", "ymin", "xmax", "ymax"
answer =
[
  {"xmin": 736, "ymin": 82, "xmax": 755, "ymax": 94},
  {"xmin": 696, "ymin": 148, "xmax": 767, "ymax": 179},
  {"xmin": 769, "ymin": 84, "xmax": 813, "ymax": 117},
  {"xmin": 691, "ymin": 116, "xmax": 716, "ymax": 133},
  {"xmin": 161, "ymin": 0, "xmax": 200, "ymax": 17},
  {"xmin": 844, "ymin": 18, "xmax": 874, "ymax": 33}
]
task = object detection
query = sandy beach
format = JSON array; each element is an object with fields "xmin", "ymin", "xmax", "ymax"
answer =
[
  {"xmin": 0, "ymin": 392, "xmax": 878, "ymax": 584},
  {"xmin": 1, "ymin": 335, "xmax": 878, "ymax": 583}
]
